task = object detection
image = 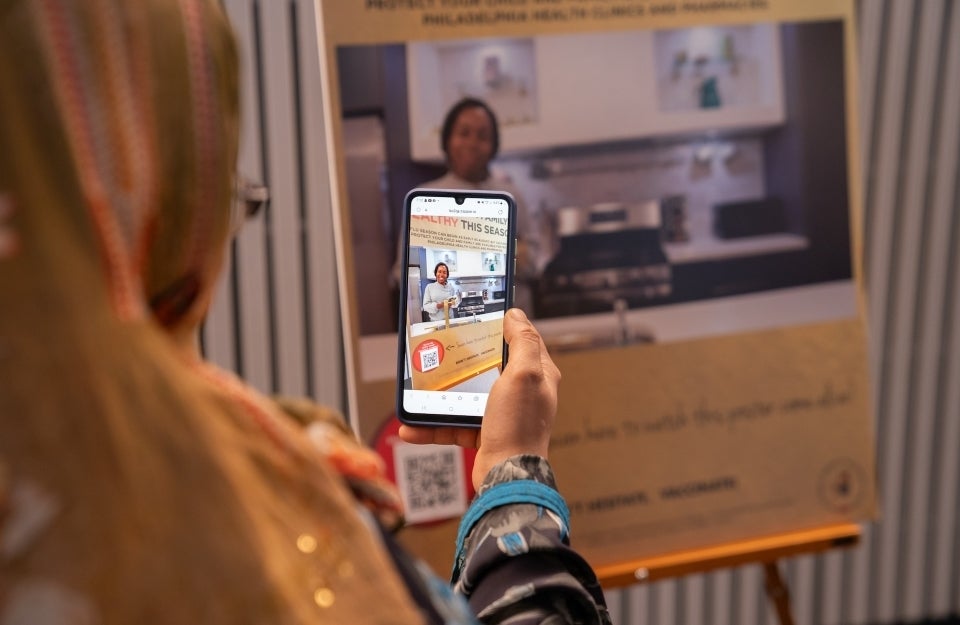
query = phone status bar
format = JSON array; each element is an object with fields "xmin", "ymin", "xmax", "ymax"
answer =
[{"xmin": 412, "ymin": 196, "xmax": 507, "ymax": 218}]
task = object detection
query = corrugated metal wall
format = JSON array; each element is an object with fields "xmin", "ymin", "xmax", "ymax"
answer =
[
  {"xmin": 207, "ymin": 1, "xmax": 960, "ymax": 623},
  {"xmin": 207, "ymin": 0, "xmax": 344, "ymax": 406}
]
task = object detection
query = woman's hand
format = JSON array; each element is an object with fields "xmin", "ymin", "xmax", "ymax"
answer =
[{"xmin": 399, "ymin": 308, "xmax": 561, "ymax": 490}]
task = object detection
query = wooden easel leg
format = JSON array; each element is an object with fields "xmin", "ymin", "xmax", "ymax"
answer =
[{"xmin": 763, "ymin": 561, "xmax": 795, "ymax": 625}]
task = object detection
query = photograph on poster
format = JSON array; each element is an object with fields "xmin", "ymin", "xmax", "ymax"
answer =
[{"xmin": 339, "ymin": 20, "xmax": 853, "ymax": 353}]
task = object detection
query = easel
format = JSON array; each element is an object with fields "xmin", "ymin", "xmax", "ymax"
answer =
[{"xmin": 594, "ymin": 523, "xmax": 861, "ymax": 625}]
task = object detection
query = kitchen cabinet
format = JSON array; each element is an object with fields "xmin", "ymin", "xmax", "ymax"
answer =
[
  {"xmin": 405, "ymin": 24, "xmax": 784, "ymax": 161},
  {"xmin": 648, "ymin": 24, "xmax": 785, "ymax": 137},
  {"xmin": 424, "ymin": 247, "xmax": 504, "ymax": 279}
]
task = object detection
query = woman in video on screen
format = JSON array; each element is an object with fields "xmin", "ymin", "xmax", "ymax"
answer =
[
  {"xmin": 422, "ymin": 261, "xmax": 459, "ymax": 321},
  {"xmin": 0, "ymin": 1, "xmax": 608, "ymax": 624},
  {"xmin": 396, "ymin": 97, "xmax": 540, "ymax": 315}
]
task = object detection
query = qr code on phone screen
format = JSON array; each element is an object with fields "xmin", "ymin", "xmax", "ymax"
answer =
[
  {"xmin": 393, "ymin": 442, "xmax": 467, "ymax": 524},
  {"xmin": 419, "ymin": 345, "xmax": 440, "ymax": 372}
]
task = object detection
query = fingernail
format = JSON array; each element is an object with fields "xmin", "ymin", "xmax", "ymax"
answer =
[{"xmin": 507, "ymin": 307, "xmax": 528, "ymax": 321}]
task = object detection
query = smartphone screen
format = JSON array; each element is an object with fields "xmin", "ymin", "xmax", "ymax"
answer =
[{"xmin": 396, "ymin": 188, "xmax": 517, "ymax": 427}]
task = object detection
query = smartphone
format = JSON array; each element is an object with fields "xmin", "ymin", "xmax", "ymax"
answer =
[{"xmin": 396, "ymin": 188, "xmax": 517, "ymax": 427}]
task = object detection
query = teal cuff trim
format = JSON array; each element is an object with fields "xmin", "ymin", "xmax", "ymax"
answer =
[{"xmin": 452, "ymin": 479, "xmax": 569, "ymax": 580}]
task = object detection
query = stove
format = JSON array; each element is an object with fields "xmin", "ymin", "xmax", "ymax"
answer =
[
  {"xmin": 537, "ymin": 201, "xmax": 673, "ymax": 317},
  {"xmin": 457, "ymin": 291, "xmax": 486, "ymax": 317}
]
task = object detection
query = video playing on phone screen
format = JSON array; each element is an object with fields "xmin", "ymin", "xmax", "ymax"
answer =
[{"xmin": 397, "ymin": 190, "xmax": 516, "ymax": 427}]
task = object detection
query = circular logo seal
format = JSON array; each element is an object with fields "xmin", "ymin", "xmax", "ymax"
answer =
[
  {"xmin": 817, "ymin": 458, "xmax": 868, "ymax": 514},
  {"xmin": 411, "ymin": 338, "xmax": 444, "ymax": 373}
]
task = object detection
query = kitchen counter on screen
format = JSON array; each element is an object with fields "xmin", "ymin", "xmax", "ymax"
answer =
[{"xmin": 409, "ymin": 310, "xmax": 505, "ymax": 337}]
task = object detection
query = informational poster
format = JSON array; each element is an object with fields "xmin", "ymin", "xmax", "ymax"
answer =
[{"xmin": 318, "ymin": 0, "xmax": 876, "ymax": 575}]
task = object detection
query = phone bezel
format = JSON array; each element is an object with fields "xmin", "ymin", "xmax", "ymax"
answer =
[{"xmin": 395, "ymin": 188, "xmax": 518, "ymax": 428}]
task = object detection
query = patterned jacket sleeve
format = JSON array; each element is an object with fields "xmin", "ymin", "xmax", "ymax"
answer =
[{"xmin": 452, "ymin": 455, "xmax": 612, "ymax": 625}]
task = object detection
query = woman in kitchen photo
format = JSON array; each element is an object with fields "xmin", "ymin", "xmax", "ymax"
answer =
[
  {"xmin": 396, "ymin": 97, "xmax": 541, "ymax": 315},
  {"xmin": 422, "ymin": 261, "xmax": 460, "ymax": 321}
]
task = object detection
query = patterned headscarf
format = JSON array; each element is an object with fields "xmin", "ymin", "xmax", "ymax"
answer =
[{"xmin": 0, "ymin": 1, "xmax": 421, "ymax": 622}]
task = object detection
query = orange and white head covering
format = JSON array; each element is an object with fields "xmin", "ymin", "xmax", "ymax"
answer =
[{"xmin": 0, "ymin": 1, "xmax": 421, "ymax": 623}]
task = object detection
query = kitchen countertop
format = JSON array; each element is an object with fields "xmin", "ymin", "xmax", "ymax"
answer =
[
  {"xmin": 409, "ymin": 311, "xmax": 504, "ymax": 337},
  {"xmin": 663, "ymin": 233, "xmax": 809, "ymax": 264},
  {"xmin": 358, "ymin": 280, "xmax": 858, "ymax": 382}
]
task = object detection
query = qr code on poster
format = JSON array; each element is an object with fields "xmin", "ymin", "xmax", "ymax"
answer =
[
  {"xmin": 419, "ymin": 345, "xmax": 440, "ymax": 372},
  {"xmin": 393, "ymin": 442, "xmax": 467, "ymax": 524}
]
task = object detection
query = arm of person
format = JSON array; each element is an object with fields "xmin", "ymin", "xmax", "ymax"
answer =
[
  {"xmin": 399, "ymin": 308, "xmax": 611, "ymax": 624},
  {"xmin": 453, "ymin": 455, "xmax": 610, "ymax": 624},
  {"xmin": 422, "ymin": 283, "xmax": 442, "ymax": 313}
]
